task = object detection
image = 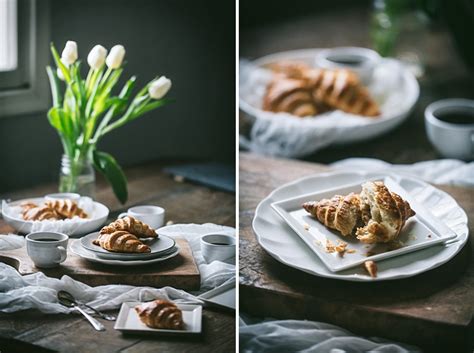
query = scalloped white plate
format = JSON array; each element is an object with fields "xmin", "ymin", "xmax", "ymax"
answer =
[{"xmin": 253, "ymin": 171, "xmax": 468, "ymax": 281}]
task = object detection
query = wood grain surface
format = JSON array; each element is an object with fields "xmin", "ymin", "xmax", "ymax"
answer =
[
  {"xmin": 239, "ymin": 152, "xmax": 474, "ymax": 353},
  {"xmin": 0, "ymin": 161, "xmax": 236, "ymax": 353},
  {"xmin": 0, "ymin": 238, "xmax": 200, "ymax": 290}
]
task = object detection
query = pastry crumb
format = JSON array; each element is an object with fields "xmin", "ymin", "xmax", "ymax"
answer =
[
  {"xmin": 166, "ymin": 220, "xmax": 174, "ymax": 226},
  {"xmin": 335, "ymin": 240, "xmax": 348, "ymax": 257},
  {"xmin": 346, "ymin": 249, "xmax": 356, "ymax": 254},
  {"xmin": 303, "ymin": 223, "xmax": 310, "ymax": 231},
  {"xmin": 427, "ymin": 234, "xmax": 432, "ymax": 238},
  {"xmin": 325, "ymin": 239, "xmax": 335, "ymax": 253},
  {"xmin": 314, "ymin": 239, "xmax": 321, "ymax": 246},
  {"xmin": 364, "ymin": 260, "xmax": 377, "ymax": 278}
]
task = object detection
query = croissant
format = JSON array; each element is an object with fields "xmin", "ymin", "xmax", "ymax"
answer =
[
  {"xmin": 99, "ymin": 216, "xmax": 156, "ymax": 238},
  {"xmin": 356, "ymin": 181, "xmax": 415, "ymax": 244},
  {"xmin": 264, "ymin": 61, "xmax": 380, "ymax": 117},
  {"xmin": 92, "ymin": 231, "xmax": 150, "ymax": 253},
  {"xmin": 23, "ymin": 205, "xmax": 61, "ymax": 221},
  {"xmin": 20, "ymin": 202, "xmax": 39, "ymax": 218},
  {"xmin": 303, "ymin": 193, "xmax": 361, "ymax": 236},
  {"xmin": 263, "ymin": 78, "xmax": 328, "ymax": 117},
  {"xmin": 135, "ymin": 300, "xmax": 184, "ymax": 330},
  {"xmin": 303, "ymin": 182, "xmax": 415, "ymax": 244},
  {"xmin": 45, "ymin": 199, "xmax": 88, "ymax": 219},
  {"xmin": 304, "ymin": 68, "xmax": 380, "ymax": 117}
]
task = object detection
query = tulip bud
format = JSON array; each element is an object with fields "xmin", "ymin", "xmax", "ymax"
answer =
[
  {"xmin": 57, "ymin": 61, "xmax": 69, "ymax": 81},
  {"xmin": 87, "ymin": 45, "xmax": 108, "ymax": 69},
  {"xmin": 148, "ymin": 76, "xmax": 172, "ymax": 99},
  {"xmin": 61, "ymin": 41, "xmax": 78, "ymax": 65},
  {"xmin": 106, "ymin": 45, "xmax": 126, "ymax": 69}
]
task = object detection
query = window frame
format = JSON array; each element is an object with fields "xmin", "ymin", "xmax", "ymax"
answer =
[{"xmin": 0, "ymin": 0, "xmax": 50, "ymax": 118}]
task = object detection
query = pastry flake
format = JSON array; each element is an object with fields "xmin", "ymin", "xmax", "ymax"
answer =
[
  {"xmin": 364, "ymin": 260, "xmax": 378, "ymax": 278},
  {"xmin": 100, "ymin": 216, "xmax": 156, "ymax": 238}
]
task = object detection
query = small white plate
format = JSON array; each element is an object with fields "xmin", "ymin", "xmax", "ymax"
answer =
[
  {"xmin": 114, "ymin": 302, "xmax": 202, "ymax": 336},
  {"xmin": 199, "ymin": 282, "xmax": 236, "ymax": 311},
  {"xmin": 271, "ymin": 176, "xmax": 457, "ymax": 272},
  {"xmin": 70, "ymin": 240, "xmax": 180, "ymax": 266},
  {"xmin": 80, "ymin": 232, "xmax": 176, "ymax": 260}
]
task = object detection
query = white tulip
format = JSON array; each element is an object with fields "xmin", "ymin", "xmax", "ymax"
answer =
[
  {"xmin": 61, "ymin": 40, "xmax": 78, "ymax": 65},
  {"xmin": 87, "ymin": 45, "xmax": 107, "ymax": 69},
  {"xmin": 57, "ymin": 61, "xmax": 69, "ymax": 81},
  {"xmin": 106, "ymin": 45, "xmax": 126, "ymax": 69},
  {"xmin": 148, "ymin": 76, "xmax": 172, "ymax": 99}
]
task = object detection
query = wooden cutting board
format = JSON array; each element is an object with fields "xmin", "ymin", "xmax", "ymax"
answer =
[
  {"xmin": 0, "ymin": 238, "xmax": 200, "ymax": 290},
  {"xmin": 239, "ymin": 152, "xmax": 474, "ymax": 353}
]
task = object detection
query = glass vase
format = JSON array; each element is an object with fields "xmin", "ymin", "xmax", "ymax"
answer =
[{"xmin": 59, "ymin": 154, "xmax": 96, "ymax": 197}]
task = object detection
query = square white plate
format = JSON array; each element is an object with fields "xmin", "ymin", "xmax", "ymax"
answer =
[
  {"xmin": 199, "ymin": 282, "xmax": 236, "ymax": 311},
  {"xmin": 114, "ymin": 302, "xmax": 202, "ymax": 336},
  {"xmin": 271, "ymin": 176, "xmax": 457, "ymax": 272}
]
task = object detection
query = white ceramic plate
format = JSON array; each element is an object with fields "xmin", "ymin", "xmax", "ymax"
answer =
[
  {"xmin": 2, "ymin": 197, "xmax": 109, "ymax": 237},
  {"xmin": 240, "ymin": 49, "xmax": 420, "ymax": 145},
  {"xmin": 271, "ymin": 176, "xmax": 457, "ymax": 272},
  {"xmin": 80, "ymin": 232, "xmax": 176, "ymax": 260},
  {"xmin": 198, "ymin": 281, "xmax": 236, "ymax": 311},
  {"xmin": 70, "ymin": 240, "xmax": 180, "ymax": 266},
  {"xmin": 114, "ymin": 302, "xmax": 202, "ymax": 336},
  {"xmin": 253, "ymin": 171, "xmax": 469, "ymax": 281}
]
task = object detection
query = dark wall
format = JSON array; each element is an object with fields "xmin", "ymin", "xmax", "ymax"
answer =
[{"xmin": 0, "ymin": 0, "xmax": 235, "ymax": 192}]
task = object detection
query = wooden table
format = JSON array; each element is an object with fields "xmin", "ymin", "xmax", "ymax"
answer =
[
  {"xmin": 0, "ymin": 161, "xmax": 236, "ymax": 353},
  {"xmin": 239, "ymin": 152, "xmax": 474, "ymax": 353}
]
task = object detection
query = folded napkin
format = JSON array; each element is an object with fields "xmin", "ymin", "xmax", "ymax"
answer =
[
  {"xmin": 240, "ymin": 318, "xmax": 421, "ymax": 353},
  {"xmin": 0, "ymin": 223, "xmax": 235, "ymax": 314}
]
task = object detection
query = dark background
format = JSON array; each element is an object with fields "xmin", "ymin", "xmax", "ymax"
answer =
[
  {"xmin": 239, "ymin": 0, "xmax": 474, "ymax": 164},
  {"xmin": 0, "ymin": 0, "xmax": 235, "ymax": 193}
]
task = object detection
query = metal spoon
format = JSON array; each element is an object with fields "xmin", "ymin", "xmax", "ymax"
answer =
[
  {"xmin": 57, "ymin": 291, "xmax": 116, "ymax": 321},
  {"xmin": 57, "ymin": 291, "xmax": 106, "ymax": 331}
]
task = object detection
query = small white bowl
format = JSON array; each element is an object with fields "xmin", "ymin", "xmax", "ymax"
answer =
[
  {"xmin": 45, "ymin": 192, "xmax": 81, "ymax": 202},
  {"xmin": 200, "ymin": 233, "xmax": 236, "ymax": 263},
  {"xmin": 315, "ymin": 47, "xmax": 381, "ymax": 84}
]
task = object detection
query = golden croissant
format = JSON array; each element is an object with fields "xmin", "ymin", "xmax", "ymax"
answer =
[
  {"xmin": 22, "ymin": 204, "xmax": 61, "ymax": 221},
  {"xmin": 303, "ymin": 193, "xmax": 362, "ymax": 236},
  {"xmin": 264, "ymin": 61, "xmax": 380, "ymax": 118},
  {"xmin": 92, "ymin": 231, "xmax": 151, "ymax": 253},
  {"xmin": 135, "ymin": 300, "xmax": 184, "ymax": 330},
  {"xmin": 356, "ymin": 181, "xmax": 415, "ymax": 244},
  {"xmin": 303, "ymin": 182, "xmax": 415, "ymax": 243},
  {"xmin": 100, "ymin": 216, "xmax": 156, "ymax": 238},
  {"xmin": 263, "ymin": 78, "xmax": 329, "ymax": 117},
  {"xmin": 45, "ymin": 199, "xmax": 88, "ymax": 219}
]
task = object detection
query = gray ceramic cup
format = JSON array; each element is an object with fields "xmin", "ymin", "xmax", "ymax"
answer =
[
  {"xmin": 425, "ymin": 98, "xmax": 474, "ymax": 161},
  {"xmin": 26, "ymin": 232, "xmax": 69, "ymax": 268},
  {"xmin": 200, "ymin": 233, "xmax": 236, "ymax": 263}
]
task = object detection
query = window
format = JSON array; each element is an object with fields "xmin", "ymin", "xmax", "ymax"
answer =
[
  {"xmin": 0, "ymin": 0, "xmax": 50, "ymax": 117},
  {"xmin": 0, "ymin": 0, "xmax": 17, "ymax": 72}
]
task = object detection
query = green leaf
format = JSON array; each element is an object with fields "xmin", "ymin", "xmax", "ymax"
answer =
[
  {"xmin": 93, "ymin": 150, "xmax": 128, "ymax": 204},
  {"xmin": 136, "ymin": 98, "xmax": 172, "ymax": 116},
  {"xmin": 47, "ymin": 107, "xmax": 64, "ymax": 133},
  {"xmin": 50, "ymin": 43, "xmax": 71, "ymax": 82},
  {"xmin": 45, "ymin": 66, "xmax": 62, "ymax": 108}
]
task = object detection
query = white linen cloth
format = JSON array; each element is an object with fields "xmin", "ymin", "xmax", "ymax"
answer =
[
  {"xmin": 240, "ymin": 159, "xmax": 471, "ymax": 353},
  {"xmin": 0, "ymin": 223, "xmax": 235, "ymax": 314},
  {"xmin": 239, "ymin": 58, "xmax": 418, "ymax": 158},
  {"xmin": 330, "ymin": 158, "xmax": 474, "ymax": 187},
  {"xmin": 240, "ymin": 318, "xmax": 421, "ymax": 353}
]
